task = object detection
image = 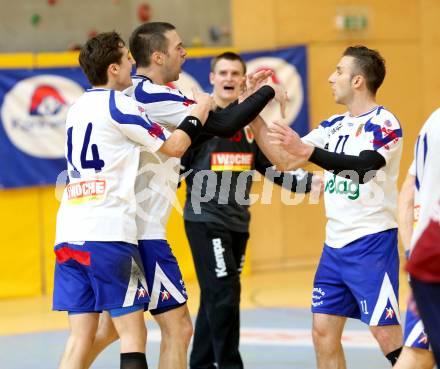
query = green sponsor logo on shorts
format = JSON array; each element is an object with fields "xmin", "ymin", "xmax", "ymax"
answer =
[{"xmin": 324, "ymin": 173, "xmax": 359, "ymax": 200}]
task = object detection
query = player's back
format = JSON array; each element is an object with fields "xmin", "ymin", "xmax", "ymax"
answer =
[{"xmin": 56, "ymin": 88, "xmax": 166, "ymax": 245}]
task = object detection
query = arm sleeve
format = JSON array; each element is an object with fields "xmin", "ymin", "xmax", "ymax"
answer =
[
  {"xmin": 110, "ymin": 91, "xmax": 170, "ymax": 152},
  {"xmin": 254, "ymin": 147, "xmax": 313, "ymax": 193},
  {"xmin": 202, "ymin": 86, "xmax": 275, "ymax": 138},
  {"xmin": 309, "ymin": 148, "xmax": 386, "ymax": 184}
]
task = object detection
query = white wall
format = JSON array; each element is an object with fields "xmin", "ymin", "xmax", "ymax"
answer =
[{"xmin": 0, "ymin": 0, "xmax": 230, "ymax": 52}]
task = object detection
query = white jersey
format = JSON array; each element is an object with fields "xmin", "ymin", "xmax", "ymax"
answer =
[
  {"xmin": 303, "ymin": 106, "xmax": 403, "ymax": 248},
  {"xmin": 124, "ymin": 76, "xmax": 193, "ymax": 240},
  {"xmin": 55, "ymin": 88, "xmax": 170, "ymax": 244},
  {"xmin": 410, "ymin": 107, "xmax": 440, "ymax": 250}
]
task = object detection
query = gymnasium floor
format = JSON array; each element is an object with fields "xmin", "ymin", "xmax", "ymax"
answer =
[{"xmin": 0, "ymin": 267, "xmax": 411, "ymax": 369}]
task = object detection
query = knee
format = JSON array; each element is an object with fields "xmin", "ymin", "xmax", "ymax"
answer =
[
  {"xmin": 312, "ymin": 323, "xmax": 337, "ymax": 350},
  {"xmin": 68, "ymin": 331, "xmax": 96, "ymax": 352},
  {"xmin": 118, "ymin": 324, "xmax": 147, "ymax": 348},
  {"xmin": 179, "ymin": 317, "xmax": 193, "ymax": 345},
  {"xmin": 370, "ymin": 325, "xmax": 402, "ymax": 347},
  {"xmin": 161, "ymin": 313, "xmax": 193, "ymax": 346}
]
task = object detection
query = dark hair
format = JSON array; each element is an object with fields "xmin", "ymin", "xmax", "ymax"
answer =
[
  {"xmin": 79, "ymin": 31, "xmax": 125, "ymax": 86},
  {"xmin": 129, "ymin": 22, "xmax": 176, "ymax": 67},
  {"xmin": 211, "ymin": 51, "xmax": 246, "ymax": 74},
  {"xmin": 343, "ymin": 45, "xmax": 386, "ymax": 95}
]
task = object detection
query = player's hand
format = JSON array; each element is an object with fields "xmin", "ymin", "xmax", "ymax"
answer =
[
  {"xmin": 268, "ymin": 120, "xmax": 313, "ymax": 159},
  {"xmin": 192, "ymin": 88, "xmax": 216, "ymax": 111},
  {"xmin": 247, "ymin": 71, "xmax": 288, "ymax": 118},
  {"xmin": 271, "ymin": 84, "xmax": 288, "ymax": 119},
  {"xmin": 238, "ymin": 70, "xmax": 273, "ymax": 102},
  {"xmin": 246, "ymin": 69, "xmax": 273, "ymax": 93}
]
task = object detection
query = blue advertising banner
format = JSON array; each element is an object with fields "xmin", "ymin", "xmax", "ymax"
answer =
[{"xmin": 0, "ymin": 46, "xmax": 308, "ymax": 189}]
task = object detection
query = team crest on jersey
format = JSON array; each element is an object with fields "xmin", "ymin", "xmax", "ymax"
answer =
[{"xmin": 356, "ymin": 123, "xmax": 365, "ymax": 137}]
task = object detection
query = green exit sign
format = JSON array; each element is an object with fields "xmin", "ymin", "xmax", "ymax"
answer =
[{"xmin": 336, "ymin": 15, "xmax": 368, "ymax": 31}]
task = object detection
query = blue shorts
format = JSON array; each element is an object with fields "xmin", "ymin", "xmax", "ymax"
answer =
[
  {"xmin": 53, "ymin": 241, "xmax": 150, "ymax": 313},
  {"xmin": 312, "ymin": 228, "xmax": 401, "ymax": 326},
  {"xmin": 403, "ymin": 293, "xmax": 430, "ymax": 349},
  {"xmin": 138, "ymin": 239, "xmax": 188, "ymax": 315}
]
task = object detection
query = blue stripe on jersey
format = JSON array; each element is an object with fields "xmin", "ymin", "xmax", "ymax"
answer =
[
  {"xmin": 364, "ymin": 118, "xmax": 402, "ymax": 150},
  {"xmin": 320, "ymin": 115, "xmax": 344, "ymax": 128},
  {"xmin": 109, "ymin": 90, "xmax": 167, "ymax": 141},
  {"xmin": 423, "ymin": 133, "xmax": 428, "ymax": 164},
  {"xmin": 134, "ymin": 80, "xmax": 187, "ymax": 104},
  {"xmin": 415, "ymin": 135, "xmax": 421, "ymax": 190}
]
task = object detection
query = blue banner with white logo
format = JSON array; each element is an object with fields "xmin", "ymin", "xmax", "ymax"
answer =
[{"xmin": 0, "ymin": 46, "xmax": 308, "ymax": 189}]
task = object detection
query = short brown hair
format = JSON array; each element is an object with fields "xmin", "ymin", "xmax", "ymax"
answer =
[
  {"xmin": 129, "ymin": 22, "xmax": 176, "ymax": 68},
  {"xmin": 79, "ymin": 31, "xmax": 125, "ymax": 86},
  {"xmin": 343, "ymin": 45, "xmax": 386, "ymax": 95},
  {"xmin": 211, "ymin": 52, "xmax": 246, "ymax": 74}
]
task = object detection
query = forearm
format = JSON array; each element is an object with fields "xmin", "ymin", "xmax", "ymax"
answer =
[
  {"xmin": 188, "ymin": 101, "xmax": 211, "ymax": 124},
  {"xmin": 398, "ymin": 174, "xmax": 415, "ymax": 253},
  {"xmin": 251, "ymin": 116, "xmax": 308, "ymax": 171},
  {"xmin": 204, "ymin": 86, "xmax": 275, "ymax": 137},
  {"xmin": 159, "ymin": 130, "xmax": 191, "ymax": 158},
  {"xmin": 309, "ymin": 148, "xmax": 386, "ymax": 184}
]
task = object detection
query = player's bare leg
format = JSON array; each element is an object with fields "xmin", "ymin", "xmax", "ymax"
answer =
[
  {"xmin": 112, "ymin": 308, "xmax": 148, "ymax": 369},
  {"xmin": 58, "ymin": 312, "xmax": 100, "ymax": 369},
  {"xmin": 154, "ymin": 304, "xmax": 193, "ymax": 369},
  {"xmin": 369, "ymin": 324, "xmax": 403, "ymax": 362},
  {"xmin": 393, "ymin": 347, "xmax": 435, "ymax": 369},
  {"xmin": 84, "ymin": 311, "xmax": 119, "ymax": 368},
  {"xmin": 312, "ymin": 313, "xmax": 347, "ymax": 369}
]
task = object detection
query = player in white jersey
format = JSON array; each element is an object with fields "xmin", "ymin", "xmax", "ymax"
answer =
[
  {"xmin": 84, "ymin": 23, "xmax": 281, "ymax": 369},
  {"xmin": 53, "ymin": 32, "xmax": 213, "ymax": 369},
  {"xmin": 394, "ymin": 161, "xmax": 434, "ymax": 369},
  {"xmin": 405, "ymin": 108, "xmax": 440, "ymax": 366},
  {"xmin": 251, "ymin": 46, "xmax": 404, "ymax": 368}
]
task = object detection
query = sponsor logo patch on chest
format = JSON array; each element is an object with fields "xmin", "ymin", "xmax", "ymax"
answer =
[
  {"xmin": 211, "ymin": 152, "xmax": 253, "ymax": 171},
  {"xmin": 66, "ymin": 179, "xmax": 106, "ymax": 204}
]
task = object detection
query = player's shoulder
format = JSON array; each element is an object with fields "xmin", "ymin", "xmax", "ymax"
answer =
[
  {"xmin": 422, "ymin": 107, "xmax": 440, "ymax": 134},
  {"xmin": 318, "ymin": 112, "xmax": 348, "ymax": 129},
  {"xmin": 370, "ymin": 106, "xmax": 401, "ymax": 129}
]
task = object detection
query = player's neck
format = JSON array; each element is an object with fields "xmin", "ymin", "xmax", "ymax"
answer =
[
  {"xmin": 347, "ymin": 96, "xmax": 378, "ymax": 117},
  {"xmin": 136, "ymin": 67, "xmax": 166, "ymax": 85}
]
